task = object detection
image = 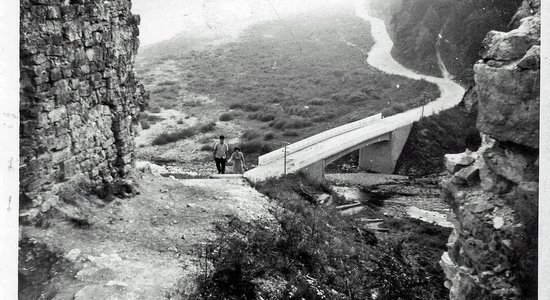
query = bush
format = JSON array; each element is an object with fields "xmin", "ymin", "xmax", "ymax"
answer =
[
  {"xmin": 219, "ymin": 112, "xmax": 235, "ymax": 121},
  {"xmin": 158, "ymin": 80, "xmax": 178, "ymax": 86},
  {"xmin": 382, "ymin": 103, "xmax": 409, "ymax": 117},
  {"xmin": 270, "ymin": 119, "xmax": 286, "ymax": 129},
  {"xmin": 249, "ymin": 111, "xmax": 277, "ymax": 122},
  {"xmin": 152, "ymin": 128, "xmax": 196, "ymax": 145},
  {"xmin": 239, "ymin": 139, "xmax": 273, "ymax": 155},
  {"xmin": 229, "ymin": 102, "xmax": 243, "ymax": 109},
  {"xmin": 264, "ymin": 132, "xmax": 275, "ymax": 140},
  {"xmin": 242, "ymin": 103, "xmax": 263, "ymax": 112},
  {"xmin": 282, "ymin": 130, "xmax": 299, "ymax": 137},
  {"xmin": 347, "ymin": 92, "xmax": 369, "ymax": 103},
  {"xmin": 140, "ymin": 119, "xmax": 151, "ymax": 129},
  {"xmin": 146, "ymin": 114, "xmax": 164, "ymax": 124},
  {"xmin": 182, "ymin": 100, "xmax": 202, "ymax": 107},
  {"xmin": 159, "ymin": 101, "xmax": 177, "ymax": 109},
  {"xmin": 284, "ymin": 118, "xmax": 312, "ymax": 129},
  {"xmin": 199, "ymin": 122, "xmax": 216, "ymax": 133},
  {"xmin": 242, "ymin": 129, "xmax": 261, "ymax": 141},
  {"xmin": 307, "ymin": 98, "xmax": 329, "ymax": 106},
  {"xmin": 200, "ymin": 145, "xmax": 214, "ymax": 151},
  {"xmin": 312, "ymin": 113, "xmax": 335, "ymax": 122},
  {"xmin": 149, "ymin": 106, "xmax": 162, "ymax": 113}
]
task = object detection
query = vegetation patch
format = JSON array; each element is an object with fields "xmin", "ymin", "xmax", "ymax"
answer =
[
  {"xmin": 188, "ymin": 174, "xmax": 451, "ymax": 300},
  {"xmin": 140, "ymin": 119, "xmax": 151, "ymax": 130},
  {"xmin": 241, "ymin": 129, "xmax": 262, "ymax": 141},
  {"xmin": 198, "ymin": 122, "xmax": 216, "ymax": 133},
  {"xmin": 218, "ymin": 112, "xmax": 234, "ymax": 122},
  {"xmin": 149, "ymin": 106, "xmax": 162, "ymax": 113},
  {"xmin": 237, "ymin": 139, "xmax": 273, "ymax": 156},
  {"xmin": 152, "ymin": 128, "xmax": 196, "ymax": 146}
]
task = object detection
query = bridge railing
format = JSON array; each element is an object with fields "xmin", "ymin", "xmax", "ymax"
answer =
[{"xmin": 258, "ymin": 113, "xmax": 383, "ymax": 166}]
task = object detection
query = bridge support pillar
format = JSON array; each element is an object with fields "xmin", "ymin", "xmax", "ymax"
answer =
[
  {"xmin": 300, "ymin": 160, "xmax": 325, "ymax": 184},
  {"xmin": 358, "ymin": 124, "xmax": 412, "ymax": 174}
]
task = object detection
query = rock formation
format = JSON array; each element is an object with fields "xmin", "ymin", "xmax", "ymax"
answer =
[
  {"xmin": 19, "ymin": 0, "xmax": 148, "ymax": 222},
  {"xmin": 440, "ymin": 0, "xmax": 539, "ymax": 298}
]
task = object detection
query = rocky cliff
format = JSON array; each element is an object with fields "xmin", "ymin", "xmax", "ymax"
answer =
[
  {"xmin": 19, "ymin": 0, "xmax": 147, "ymax": 222},
  {"xmin": 439, "ymin": 0, "xmax": 540, "ymax": 299}
]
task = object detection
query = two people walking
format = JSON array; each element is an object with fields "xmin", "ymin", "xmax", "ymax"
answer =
[{"xmin": 212, "ymin": 135, "xmax": 245, "ymax": 174}]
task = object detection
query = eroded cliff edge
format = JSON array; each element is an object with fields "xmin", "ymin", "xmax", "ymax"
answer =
[
  {"xmin": 440, "ymin": 0, "xmax": 540, "ymax": 299},
  {"xmin": 19, "ymin": 0, "xmax": 148, "ymax": 222}
]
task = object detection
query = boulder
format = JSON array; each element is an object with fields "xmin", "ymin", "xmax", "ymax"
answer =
[
  {"xmin": 517, "ymin": 45, "xmax": 540, "ymax": 69},
  {"xmin": 444, "ymin": 151, "xmax": 477, "ymax": 174},
  {"xmin": 474, "ymin": 63, "xmax": 539, "ymax": 148},
  {"xmin": 453, "ymin": 164, "xmax": 480, "ymax": 186},
  {"xmin": 480, "ymin": 16, "xmax": 540, "ymax": 61}
]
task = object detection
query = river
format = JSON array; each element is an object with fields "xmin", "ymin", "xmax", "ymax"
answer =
[{"xmin": 354, "ymin": 1, "xmax": 466, "ymax": 111}]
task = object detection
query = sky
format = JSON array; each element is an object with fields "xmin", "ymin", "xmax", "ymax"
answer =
[{"xmin": 132, "ymin": 0, "xmax": 351, "ymax": 46}]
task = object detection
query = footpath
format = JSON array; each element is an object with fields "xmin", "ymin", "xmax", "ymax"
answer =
[{"xmin": 19, "ymin": 169, "xmax": 273, "ymax": 299}]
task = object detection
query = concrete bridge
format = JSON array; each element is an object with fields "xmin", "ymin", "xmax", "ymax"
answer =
[{"xmin": 244, "ymin": 97, "xmax": 461, "ymax": 183}]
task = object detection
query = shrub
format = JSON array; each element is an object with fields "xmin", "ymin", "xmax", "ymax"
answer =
[
  {"xmin": 330, "ymin": 92, "xmax": 349, "ymax": 102},
  {"xmin": 282, "ymin": 130, "xmax": 299, "ymax": 137},
  {"xmin": 264, "ymin": 132, "xmax": 275, "ymax": 140},
  {"xmin": 229, "ymin": 102, "xmax": 243, "ymax": 109},
  {"xmin": 149, "ymin": 106, "xmax": 162, "ymax": 113},
  {"xmin": 242, "ymin": 129, "xmax": 261, "ymax": 141},
  {"xmin": 239, "ymin": 139, "xmax": 273, "ymax": 155},
  {"xmin": 270, "ymin": 118, "xmax": 287, "ymax": 129},
  {"xmin": 152, "ymin": 128, "xmax": 196, "ymax": 145},
  {"xmin": 140, "ymin": 119, "xmax": 151, "ymax": 129},
  {"xmin": 307, "ymin": 98, "xmax": 329, "ymax": 106},
  {"xmin": 182, "ymin": 100, "xmax": 202, "ymax": 107},
  {"xmin": 382, "ymin": 103, "xmax": 409, "ymax": 117},
  {"xmin": 146, "ymin": 114, "xmax": 164, "ymax": 124},
  {"xmin": 158, "ymin": 80, "xmax": 178, "ymax": 86},
  {"xmin": 200, "ymin": 145, "xmax": 214, "ymax": 151},
  {"xmin": 158, "ymin": 101, "xmax": 176, "ymax": 109},
  {"xmin": 242, "ymin": 103, "xmax": 263, "ymax": 112},
  {"xmin": 199, "ymin": 122, "xmax": 217, "ymax": 133},
  {"xmin": 219, "ymin": 112, "xmax": 235, "ymax": 121},
  {"xmin": 138, "ymin": 111, "xmax": 149, "ymax": 119},
  {"xmin": 312, "ymin": 113, "xmax": 335, "ymax": 122},
  {"xmin": 249, "ymin": 111, "xmax": 277, "ymax": 122},
  {"xmin": 347, "ymin": 92, "xmax": 369, "ymax": 103},
  {"xmin": 284, "ymin": 118, "xmax": 312, "ymax": 129}
]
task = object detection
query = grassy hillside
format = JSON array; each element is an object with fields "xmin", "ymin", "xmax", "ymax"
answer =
[{"xmin": 136, "ymin": 7, "xmax": 440, "ymax": 160}]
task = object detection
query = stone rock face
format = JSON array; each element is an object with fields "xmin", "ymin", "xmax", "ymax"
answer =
[
  {"xmin": 440, "ymin": 2, "xmax": 539, "ymax": 299},
  {"xmin": 475, "ymin": 11, "xmax": 540, "ymax": 149},
  {"xmin": 20, "ymin": 0, "xmax": 148, "ymax": 220}
]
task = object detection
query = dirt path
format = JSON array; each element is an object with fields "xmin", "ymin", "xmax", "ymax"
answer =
[{"xmin": 20, "ymin": 173, "xmax": 274, "ymax": 299}]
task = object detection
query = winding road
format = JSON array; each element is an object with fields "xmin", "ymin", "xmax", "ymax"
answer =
[
  {"xmin": 245, "ymin": 1, "xmax": 467, "ymax": 182},
  {"xmin": 354, "ymin": 1, "xmax": 465, "ymax": 106}
]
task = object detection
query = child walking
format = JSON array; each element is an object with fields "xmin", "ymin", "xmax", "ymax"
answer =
[{"xmin": 228, "ymin": 147, "xmax": 245, "ymax": 174}]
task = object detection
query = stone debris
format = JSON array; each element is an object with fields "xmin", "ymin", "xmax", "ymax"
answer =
[
  {"xmin": 66, "ymin": 248, "xmax": 82, "ymax": 262},
  {"xmin": 444, "ymin": 150, "xmax": 477, "ymax": 174}
]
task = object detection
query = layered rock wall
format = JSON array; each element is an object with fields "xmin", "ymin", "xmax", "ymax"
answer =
[
  {"xmin": 440, "ymin": 0, "xmax": 539, "ymax": 299},
  {"xmin": 19, "ymin": 0, "xmax": 147, "ymax": 220}
]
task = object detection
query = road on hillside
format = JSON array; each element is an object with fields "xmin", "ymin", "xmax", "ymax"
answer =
[
  {"xmin": 353, "ymin": 0, "xmax": 465, "ymax": 106},
  {"xmin": 245, "ymin": 1, "xmax": 466, "ymax": 182}
]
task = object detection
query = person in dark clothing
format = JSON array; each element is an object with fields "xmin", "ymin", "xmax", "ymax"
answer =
[{"xmin": 212, "ymin": 135, "xmax": 229, "ymax": 174}]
